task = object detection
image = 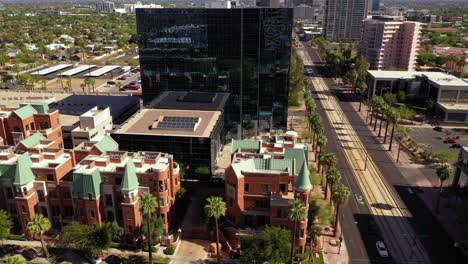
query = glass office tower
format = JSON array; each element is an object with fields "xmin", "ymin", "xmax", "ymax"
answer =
[{"xmin": 136, "ymin": 8, "xmax": 293, "ymax": 139}]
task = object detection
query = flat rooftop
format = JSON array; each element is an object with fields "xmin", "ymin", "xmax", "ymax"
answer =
[
  {"xmin": 368, "ymin": 71, "xmax": 468, "ymax": 87},
  {"xmin": 437, "ymin": 102, "xmax": 468, "ymax": 111},
  {"xmin": 149, "ymin": 91, "xmax": 229, "ymax": 111},
  {"xmin": 113, "ymin": 108, "xmax": 221, "ymax": 138}
]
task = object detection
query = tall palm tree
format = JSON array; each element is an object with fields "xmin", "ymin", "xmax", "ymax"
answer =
[
  {"xmin": 140, "ymin": 194, "xmax": 158, "ymax": 264},
  {"xmin": 332, "ymin": 184, "xmax": 351, "ymax": 237},
  {"xmin": 3, "ymin": 255, "xmax": 26, "ymax": 264},
  {"xmin": 378, "ymin": 103, "xmax": 389, "ymax": 138},
  {"xmin": 373, "ymin": 97, "xmax": 385, "ymax": 131},
  {"xmin": 388, "ymin": 110, "xmax": 401, "ymax": 151},
  {"xmin": 357, "ymin": 81, "xmax": 368, "ymax": 112},
  {"xmin": 383, "ymin": 107, "xmax": 393, "ymax": 144},
  {"xmin": 319, "ymin": 151, "xmax": 338, "ymax": 175},
  {"xmin": 435, "ymin": 165, "xmax": 451, "ymax": 214},
  {"xmin": 312, "ymin": 121, "xmax": 324, "ymax": 151},
  {"xmin": 316, "ymin": 134, "xmax": 328, "ymax": 160},
  {"xmin": 26, "ymin": 214, "xmax": 51, "ymax": 258},
  {"xmin": 288, "ymin": 199, "xmax": 307, "ymax": 264},
  {"xmin": 325, "ymin": 168, "xmax": 342, "ymax": 202},
  {"xmin": 65, "ymin": 76, "xmax": 72, "ymax": 92},
  {"xmin": 204, "ymin": 196, "xmax": 226, "ymax": 264},
  {"xmin": 80, "ymin": 80, "xmax": 86, "ymax": 93},
  {"xmin": 89, "ymin": 78, "xmax": 96, "ymax": 92},
  {"xmin": 12, "ymin": 64, "xmax": 21, "ymax": 82}
]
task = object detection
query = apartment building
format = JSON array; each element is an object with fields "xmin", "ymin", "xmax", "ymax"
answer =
[
  {"xmin": 0, "ymin": 103, "xmax": 63, "ymax": 148},
  {"xmin": 359, "ymin": 16, "xmax": 422, "ymax": 71},
  {"xmin": 324, "ymin": 0, "xmax": 368, "ymax": 41},
  {"xmin": 71, "ymin": 107, "xmax": 113, "ymax": 147},
  {"xmin": 225, "ymin": 133, "xmax": 311, "ymax": 253},
  {"xmin": 0, "ymin": 135, "xmax": 180, "ymax": 238}
]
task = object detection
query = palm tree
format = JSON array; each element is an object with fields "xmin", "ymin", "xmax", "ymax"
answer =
[
  {"xmin": 89, "ymin": 78, "xmax": 96, "ymax": 92},
  {"xmin": 378, "ymin": 103, "xmax": 389, "ymax": 138},
  {"xmin": 332, "ymin": 184, "xmax": 351, "ymax": 237},
  {"xmin": 140, "ymin": 194, "xmax": 158, "ymax": 264},
  {"xmin": 204, "ymin": 196, "xmax": 226, "ymax": 264},
  {"xmin": 316, "ymin": 134, "xmax": 328, "ymax": 158},
  {"xmin": 383, "ymin": 107, "xmax": 393, "ymax": 144},
  {"xmin": 326, "ymin": 168, "xmax": 342, "ymax": 203},
  {"xmin": 84, "ymin": 78, "xmax": 91, "ymax": 92},
  {"xmin": 3, "ymin": 255, "xmax": 26, "ymax": 264},
  {"xmin": 116, "ymin": 82, "xmax": 122, "ymax": 91},
  {"xmin": 12, "ymin": 64, "xmax": 21, "ymax": 81},
  {"xmin": 40, "ymin": 79, "xmax": 47, "ymax": 91},
  {"xmin": 435, "ymin": 165, "xmax": 451, "ymax": 214},
  {"xmin": 80, "ymin": 80, "xmax": 86, "ymax": 93},
  {"xmin": 357, "ymin": 81, "xmax": 368, "ymax": 112},
  {"xmin": 318, "ymin": 151, "xmax": 338, "ymax": 175},
  {"xmin": 312, "ymin": 121, "xmax": 324, "ymax": 151},
  {"xmin": 26, "ymin": 214, "xmax": 51, "ymax": 258},
  {"xmin": 373, "ymin": 97, "xmax": 385, "ymax": 131},
  {"xmin": 65, "ymin": 76, "xmax": 72, "ymax": 92},
  {"xmin": 287, "ymin": 199, "xmax": 307, "ymax": 264},
  {"xmin": 388, "ymin": 110, "xmax": 401, "ymax": 151}
]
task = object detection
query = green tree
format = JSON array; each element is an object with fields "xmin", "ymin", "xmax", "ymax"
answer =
[
  {"xmin": 388, "ymin": 110, "xmax": 401, "ymax": 151},
  {"xmin": 59, "ymin": 221, "xmax": 93, "ymax": 250},
  {"xmin": 2, "ymin": 255, "xmax": 26, "ymax": 264},
  {"xmin": 204, "ymin": 196, "xmax": 226, "ymax": 264},
  {"xmin": 26, "ymin": 214, "xmax": 51, "ymax": 258},
  {"xmin": 240, "ymin": 226, "xmax": 291, "ymax": 264},
  {"xmin": 80, "ymin": 81, "xmax": 86, "ymax": 92},
  {"xmin": 140, "ymin": 194, "xmax": 158, "ymax": 264},
  {"xmin": 141, "ymin": 217, "xmax": 164, "ymax": 246},
  {"xmin": 103, "ymin": 221, "xmax": 124, "ymax": 241},
  {"xmin": 287, "ymin": 199, "xmax": 306, "ymax": 263},
  {"xmin": 357, "ymin": 80, "xmax": 368, "ymax": 112},
  {"xmin": 318, "ymin": 150, "xmax": 338, "ymax": 175},
  {"xmin": 325, "ymin": 168, "xmax": 342, "ymax": 203},
  {"xmin": 355, "ymin": 56, "xmax": 370, "ymax": 84},
  {"xmin": 434, "ymin": 151, "xmax": 456, "ymax": 164},
  {"xmin": 435, "ymin": 165, "xmax": 451, "ymax": 214},
  {"xmin": 0, "ymin": 55, "xmax": 9, "ymax": 66},
  {"xmin": 383, "ymin": 93, "xmax": 397, "ymax": 105},
  {"xmin": 344, "ymin": 69, "xmax": 358, "ymax": 92},
  {"xmin": 332, "ymin": 184, "xmax": 351, "ymax": 237},
  {"xmin": 65, "ymin": 76, "xmax": 72, "ymax": 92},
  {"xmin": 0, "ymin": 211, "xmax": 12, "ymax": 241}
]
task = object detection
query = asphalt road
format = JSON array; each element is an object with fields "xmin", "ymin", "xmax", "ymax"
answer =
[{"xmin": 303, "ymin": 42, "xmax": 467, "ymax": 264}]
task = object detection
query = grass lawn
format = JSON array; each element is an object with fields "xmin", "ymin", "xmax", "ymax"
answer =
[{"xmin": 304, "ymin": 252, "xmax": 325, "ymax": 264}]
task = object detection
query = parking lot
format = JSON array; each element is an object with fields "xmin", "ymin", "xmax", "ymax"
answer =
[{"xmin": 408, "ymin": 127, "xmax": 468, "ymax": 157}]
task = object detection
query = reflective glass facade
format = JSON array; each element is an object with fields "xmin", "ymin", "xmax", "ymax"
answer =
[{"xmin": 136, "ymin": 8, "xmax": 293, "ymax": 139}]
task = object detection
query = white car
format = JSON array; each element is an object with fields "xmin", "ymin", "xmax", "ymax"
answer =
[{"xmin": 376, "ymin": 241, "xmax": 389, "ymax": 258}]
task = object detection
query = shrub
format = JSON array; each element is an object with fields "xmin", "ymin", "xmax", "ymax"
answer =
[
  {"xmin": 163, "ymin": 247, "xmax": 175, "ymax": 255},
  {"xmin": 143, "ymin": 246, "xmax": 157, "ymax": 253},
  {"xmin": 8, "ymin": 235, "xmax": 27, "ymax": 241},
  {"xmin": 397, "ymin": 91, "xmax": 406, "ymax": 102}
]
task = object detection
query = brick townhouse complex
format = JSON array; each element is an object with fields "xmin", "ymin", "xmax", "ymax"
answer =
[
  {"xmin": 225, "ymin": 133, "xmax": 312, "ymax": 253},
  {"xmin": 0, "ymin": 135, "xmax": 180, "ymax": 239},
  {"xmin": 0, "ymin": 103, "xmax": 63, "ymax": 148}
]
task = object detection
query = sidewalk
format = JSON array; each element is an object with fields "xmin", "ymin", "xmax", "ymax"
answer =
[{"xmin": 345, "ymin": 90, "xmax": 468, "ymax": 258}]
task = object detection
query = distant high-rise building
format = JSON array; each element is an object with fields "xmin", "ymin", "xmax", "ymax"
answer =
[
  {"xmin": 136, "ymin": 8, "xmax": 293, "ymax": 139},
  {"xmin": 294, "ymin": 4, "xmax": 324, "ymax": 22},
  {"xmin": 257, "ymin": 0, "xmax": 280, "ymax": 8},
  {"xmin": 205, "ymin": 0, "xmax": 232, "ymax": 8},
  {"xmin": 96, "ymin": 0, "xmax": 115, "ymax": 13},
  {"xmin": 324, "ymin": 0, "xmax": 367, "ymax": 41},
  {"xmin": 359, "ymin": 16, "xmax": 422, "ymax": 71},
  {"xmin": 372, "ymin": 0, "xmax": 380, "ymax": 12}
]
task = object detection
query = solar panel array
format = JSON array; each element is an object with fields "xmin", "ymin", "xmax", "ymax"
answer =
[
  {"xmin": 162, "ymin": 116, "xmax": 199, "ymax": 123},
  {"xmin": 157, "ymin": 121, "xmax": 196, "ymax": 129}
]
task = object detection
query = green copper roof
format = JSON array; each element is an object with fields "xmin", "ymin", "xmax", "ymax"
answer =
[
  {"xmin": 285, "ymin": 148, "xmax": 312, "ymax": 192},
  {"xmin": 21, "ymin": 133, "xmax": 47, "ymax": 148},
  {"xmin": 232, "ymin": 140, "xmax": 261, "ymax": 154},
  {"xmin": 95, "ymin": 136, "xmax": 119, "ymax": 152},
  {"xmin": 253, "ymin": 158, "xmax": 295, "ymax": 174},
  {"xmin": 121, "ymin": 158, "xmax": 138, "ymax": 192},
  {"xmin": 72, "ymin": 169, "xmax": 102, "ymax": 199},
  {"xmin": 0, "ymin": 163, "xmax": 15, "ymax": 180},
  {"xmin": 13, "ymin": 104, "xmax": 37, "ymax": 120},
  {"xmin": 13, "ymin": 154, "xmax": 35, "ymax": 186}
]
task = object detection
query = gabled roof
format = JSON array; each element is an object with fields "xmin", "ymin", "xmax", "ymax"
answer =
[
  {"xmin": 21, "ymin": 133, "xmax": 47, "ymax": 148},
  {"xmin": 13, "ymin": 154, "xmax": 35, "ymax": 186},
  {"xmin": 232, "ymin": 140, "xmax": 261, "ymax": 154},
  {"xmin": 72, "ymin": 169, "xmax": 102, "ymax": 199},
  {"xmin": 0, "ymin": 163, "xmax": 15, "ymax": 180},
  {"xmin": 94, "ymin": 136, "xmax": 119, "ymax": 152},
  {"xmin": 253, "ymin": 158, "xmax": 295, "ymax": 174},
  {"xmin": 13, "ymin": 104, "xmax": 37, "ymax": 120},
  {"xmin": 20, "ymin": 103, "xmax": 49, "ymax": 114},
  {"xmin": 121, "ymin": 158, "xmax": 138, "ymax": 192}
]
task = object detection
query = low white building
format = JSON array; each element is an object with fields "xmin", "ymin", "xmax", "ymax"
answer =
[
  {"xmin": 46, "ymin": 43, "xmax": 69, "ymax": 51},
  {"xmin": 71, "ymin": 107, "xmax": 113, "ymax": 147}
]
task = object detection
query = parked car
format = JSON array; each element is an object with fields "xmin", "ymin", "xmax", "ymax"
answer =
[
  {"xmin": 134, "ymin": 68, "xmax": 141, "ymax": 72},
  {"xmin": 107, "ymin": 81, "xmax": 116, "ymax": 85},
  {"xmin": 117, "ymin": 76, "xmax": 126, "ymax": 80},
  {"xmin": 451, "ymin": 143, "xmax": 463, "ymax": 148},
  {"xmin": 128, "ymin": 85, "xmax": 139, "ymax": 90},
  {"xmin": 444, "ymin": 138, "xmax": 456, "ymax": 144},
  {"xmin": 129, "ymin": 81, "xmax": 138, "ymax": 85},
  {"xmin": 376, "ymin": 241, "xmax": 389, "ymax": 258},
  {"xmin": 434, "ymin": 126, "xmax": 444, "ymax": 132},
  {"xmin": 119, "ymin": 87, "xmax": 128, "ymax": 91}
]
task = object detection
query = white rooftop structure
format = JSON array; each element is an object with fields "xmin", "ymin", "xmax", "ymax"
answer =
[
  {"xmin": 59, "ymin": 65, "xmax": 96, "ymax": 76},
  {"xmin": 368, "ymin": 71, "xmax": 468, "ymax": 87},
  {"xmin": 84, "ymin": 65, "xmax": 120, "ymax": 77},
  {"xmin": 31, "ymin": 64, "xmax": 72, "ymax": 76}
]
